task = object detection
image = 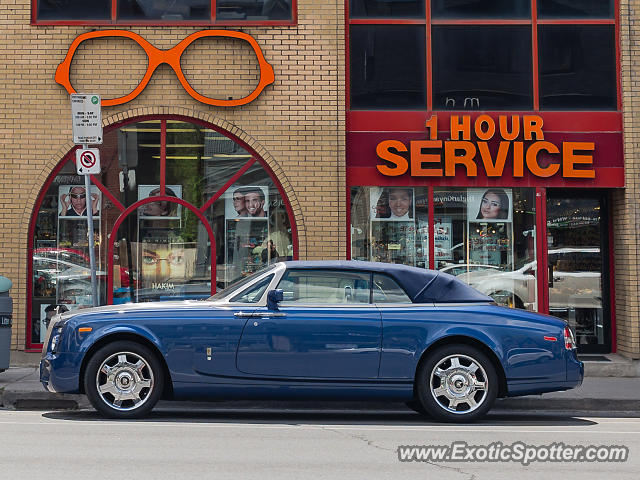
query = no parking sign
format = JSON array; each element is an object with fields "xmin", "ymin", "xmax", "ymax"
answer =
[{"xmin": 75, "ymin": 148, "xmax": 101, "ymax": 175}]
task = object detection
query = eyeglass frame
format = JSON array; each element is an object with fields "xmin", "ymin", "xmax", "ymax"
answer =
[{"xmin": 55, "ymin": 29, "xmax": 275, "ymax": 107}]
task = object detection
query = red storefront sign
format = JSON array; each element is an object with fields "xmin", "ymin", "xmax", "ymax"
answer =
[{"xmin": 347, "ymin": 112, "xmax": 624, "ymax": 188}]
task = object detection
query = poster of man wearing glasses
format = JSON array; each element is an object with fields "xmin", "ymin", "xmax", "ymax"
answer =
[{"xmin": 58, "ymin": 185, "xmax": 100, "ymax": 218}]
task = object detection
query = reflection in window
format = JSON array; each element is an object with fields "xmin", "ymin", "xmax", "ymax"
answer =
[
  {"xmin": 230, "ymin": 274, "xmax": 274, "ymax": 303},
  {"xmin": 538, "ymin": 25, "xmax": 616, "ymax": 110},
  {"xmin": 31, "ymin": 118, "xmax": 295, "ymax": 344},
  {"xmin": 547, "ymin": 196, "xmax": 604, "ymax": 346},
  {"xmin": 278, "ymin": 270, "xmax": 371, "ymax": 304},
  {"xmin": 433, "ymin": 188, "xmax": 537, "ymax": 310},
  {"xmin": 373, "ymin": 274, "xmax": 411, "ymax": 303},
  {"xmin": 217, "ymin": 0, "xmax": 292, "ymax": 21},
  {"xmin": 351, "ymin": 187, "xmax": 429, "ymax": 269},
  {"xmin": 431, "ymin": 0, "xmax": 529, "ymax": 19},
  {"xmin": 350, "ymin": 25, "xmax": 426, "ymax": 109},
  {"xmin": 350, "ymin": 0, "xmax": 425, "ymax": 18},
  {"xmin": 432, "ymin": 25, "xmax": 532, "ymax": 110}
]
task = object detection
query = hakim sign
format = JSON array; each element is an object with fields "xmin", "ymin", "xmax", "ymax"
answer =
[{"xmin": 376, "ymin": 115, "xmax": 595, "ymax": 179}]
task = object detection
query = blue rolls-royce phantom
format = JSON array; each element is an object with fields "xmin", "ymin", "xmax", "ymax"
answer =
[{"xmin": 40, "ymin": 261, "xmax": 583, "ymax": 421}]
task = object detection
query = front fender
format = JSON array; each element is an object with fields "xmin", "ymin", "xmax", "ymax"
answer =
[{"xmin": 65, "ymin": 322, "xmax": 164, "ymax": 357}]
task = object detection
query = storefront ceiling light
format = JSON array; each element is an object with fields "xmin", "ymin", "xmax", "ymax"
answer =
[
  {"xmin": 120, "ymin": 128, "xmax": 161, "ymax": 132},
  {"xmin": 139, "ymin": 144, "xmax": 205, "ymax": 148},
  {"xmin": 152, "ymin": 154, "xmax": 252, "ymax": 160}
]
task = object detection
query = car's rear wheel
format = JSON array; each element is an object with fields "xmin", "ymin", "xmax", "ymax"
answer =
[
  {"xmin": 405, "ymin": 399, "xmax": 429, "ymax": 416},
  {"xmin": 84, "ymin": 341, "xmax": 164, "ymax": 419},
  {"xmin": 416, "ymin": 344, "xmax": 498, "ymax": 422}
]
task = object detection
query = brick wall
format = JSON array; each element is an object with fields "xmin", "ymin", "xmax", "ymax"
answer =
[
  {"xmin": 616, "ymin": 1, "xmax": 640, "ymax": 359},
  {"xmin": 0, "ymin": 1, "xmax": 346, "ymax": 350}
]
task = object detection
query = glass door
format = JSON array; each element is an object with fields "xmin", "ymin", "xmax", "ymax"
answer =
[{"xmin": 546, "ymin": 191, "xmax": 611, "ymax": 353}]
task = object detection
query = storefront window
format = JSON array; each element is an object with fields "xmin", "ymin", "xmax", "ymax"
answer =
[
  {"xmin": 351, "ymin": 186, "xmax": 536, "ymax": 310},
  {"xmin": 350, "ymin": 25, "xmax": 427, "ymax": 110},
  {"xmin": 351, "ymin": 187, "xmax": 429, "ymax": 269},
  {"xmin": 32, "ymin": 162, "xmax": 106, "ymax": 343},
  {"xmin": 37, "ymin": 0, "xmax": 110, "ymax": 20},
  {"xmin": 350, "ymin": 0, "xmax": 425, "ymax": 18},
  {"xmin": 30, "ymin": 117, "xmax": 295, "ymax": 346},
  {"xmin": 118, "ymin": 0, "xmax": 210, "ymax": 20},
  {"xmin": 432, "ymin": 25, "xmax": 533, "ymax": 110},
  {"xmin": 35, "ymin": 1, "xmax": 295, "ymax": 24},
  {"xmin": 538, "ymin": 25, "xmax": 616, "ymax": 110},
  {"xmin": 538, "ymin": 0, "xmax": 614, "ymax": 19},
  {"xmin": 431, "ymin": 0, "xmax": 530, "ymax": 19},
  {"xmin": 434, "ymin": 188, "xmax": 537, "ymax": 310},
  {"xmin": 217, "ymin": 0, "xmax": 293, "ymax": 21},
  {"xmin": 204, "ymin": 163, "xmax": 293, "ymax": 288},
  {"xmin": 348, "ymin": 1, "xmax": 618, "ymax": 112},
  {"xmin": 546, "ymin": 194, "xmax": 606, "ymax": 348}
]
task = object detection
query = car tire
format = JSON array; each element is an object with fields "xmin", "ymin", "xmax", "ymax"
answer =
[
  {"xmin": 84, "ymin": 340, "xmax": 164, "ymax": 419},
  {"xmin": 416, "ymin": 344, "xmax": 498, "ymax": 423},
  {"xmin": 405, "ymin": 399, "xmax": 429, "ymax": 416}
]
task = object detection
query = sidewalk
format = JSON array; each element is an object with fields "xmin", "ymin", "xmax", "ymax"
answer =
[{"xmin": 1, "ymin": 366, "xmax": 639, "ymax": 414}]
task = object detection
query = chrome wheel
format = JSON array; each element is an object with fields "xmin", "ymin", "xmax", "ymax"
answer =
[
  {"xmin": 429, "ymin": 354, "xmax": 488, "ymax": 415},
  {"xmin": 95, "ymin": 351, "xmax": 155, "ymax": 412}
]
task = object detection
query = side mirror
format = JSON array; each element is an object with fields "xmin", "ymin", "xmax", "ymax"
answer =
[{"xmin": 267, "ymin": 289, "xmax": 284, "ymax": 310}]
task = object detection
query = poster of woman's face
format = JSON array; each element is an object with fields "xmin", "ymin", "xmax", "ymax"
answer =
[
  {"xmin": 225, "ymin": 186, "xmax": 269, "ymax": 219},
  {"xmin": 59, "ymin": 185, "xmax": 101, "ymax": 218},
  {"xmin": 370, "ymin": 187, "xmax": 415, "ymax": 221},
  {"xmin": 138, "ymin": 185, "xmax": 182, "ymax": 220},
  {"xmin": 468, "ymin": 188, "xmax": 512, "ymax": 222}
]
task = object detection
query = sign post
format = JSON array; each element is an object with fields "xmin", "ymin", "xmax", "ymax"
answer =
[{"xmin": 70, "ymin": 94, "xmax": 102, "ymax": 307}]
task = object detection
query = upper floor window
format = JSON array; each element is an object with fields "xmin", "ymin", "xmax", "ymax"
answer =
[
  {"xmin": 34, "ymin": 0, "xmax": 295, "ymax": 25},
  {"xmin": 348, "ymin": 0, "xmax": 618, "ymax": 111}
]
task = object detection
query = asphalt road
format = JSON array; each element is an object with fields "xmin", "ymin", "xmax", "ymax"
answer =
[{"xmin": 1, "ymin": 408, "xmax": 638, "ymax": 479}]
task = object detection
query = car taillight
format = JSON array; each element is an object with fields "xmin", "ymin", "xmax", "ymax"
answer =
[{"xmin": 564, "ymin": 326, "xmax": 577, "ymax": 350}]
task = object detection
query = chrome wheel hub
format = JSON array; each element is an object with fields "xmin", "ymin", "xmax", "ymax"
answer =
[
  {"xmin": 96, "ymin": 352, "xmax": 154, "ymax": 411},
  {"xmin": 430, "ymin": 354, "xmax": 488, "ymax": 414}
]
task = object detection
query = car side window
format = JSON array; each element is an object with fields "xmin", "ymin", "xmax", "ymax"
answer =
[
  {"xmin": 373, "ymin": 274, "xmax": 412, "ymax": 303},
  {"xmin": 229, "ymin": 274, "xmax": 274, "ymax": 303},
  {"xmin": 277, "ymin": 270, "xmax": 371, "ymax": 304}
]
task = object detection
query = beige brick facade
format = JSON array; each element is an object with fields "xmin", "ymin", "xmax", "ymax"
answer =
[
  {"xmin": 616, "ymin": 0, "xmax": 640, "ymax": 359},
  {"xmin": 0, "ymin": 1, "xmax": 345, "ymax": 350}
]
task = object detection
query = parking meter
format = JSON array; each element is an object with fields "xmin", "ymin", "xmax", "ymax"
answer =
[{"xmin": 0, "ymin": 276, "xmax": 13, "ymax": 372}]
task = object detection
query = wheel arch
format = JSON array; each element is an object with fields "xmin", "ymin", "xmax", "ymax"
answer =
[
  {"xmin": 414, "ymin": 335, "xmax": 508, "ymax": 398},
  {"xmin": 78, "ymin": 332, "xmax": 173, "ymax": 399}
]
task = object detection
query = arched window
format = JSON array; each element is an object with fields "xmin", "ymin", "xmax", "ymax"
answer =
[{"xmin": 28, "ymin": 116, "xmax": 296, "ymax": 347}]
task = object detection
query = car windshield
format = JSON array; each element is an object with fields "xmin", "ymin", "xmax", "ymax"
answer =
[{"xmin": 207, "ymin": 264, "xmax": 278, "ymax": 301}]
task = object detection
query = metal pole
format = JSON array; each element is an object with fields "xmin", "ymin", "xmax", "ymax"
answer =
[{"xmin": 83, "ymin": 159, "xmax": 99, "ymax": 307}]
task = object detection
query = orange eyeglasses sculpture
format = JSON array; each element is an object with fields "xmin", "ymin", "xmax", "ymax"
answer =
[{"xmin": 55, "ymin": 30, "xmax": 275, "ymax": 107}]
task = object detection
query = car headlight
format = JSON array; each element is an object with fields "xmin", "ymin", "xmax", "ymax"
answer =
[
  {"xmin": 49, "ymin": 317, "xmax": 70, "ymax": 354},
  {"xmin": 50, "ymin": 326, "xmax": 63, "ymax": 353}
]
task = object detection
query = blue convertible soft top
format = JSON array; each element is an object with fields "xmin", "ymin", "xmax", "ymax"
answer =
[{"xmin": 281, "ymin": 261, "xmax": 493, "ymax": 304}]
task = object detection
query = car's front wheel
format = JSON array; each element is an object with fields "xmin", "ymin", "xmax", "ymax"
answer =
[
  {"xmin": 84, "ymin": 341, "xmax": 164, "ymax": 419},
  {"xmin": 416, "ymin": 344, "xmax": 498, "ymax": 422}
]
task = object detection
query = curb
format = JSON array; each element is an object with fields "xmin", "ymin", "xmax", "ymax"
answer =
[
  {"xmin": 495, "ymin": 397, "xmax": 640, "ymax": 412},
  {"xmin": 0, "ymin": 390, "xmax": 91, "ymax": 411},
  {"xmin": 1, "ymin": 392, "xmax": 639, "ymax": 414}
]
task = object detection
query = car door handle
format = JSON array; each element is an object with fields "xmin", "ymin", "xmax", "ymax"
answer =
[{"xmin": 234, "ymin": 312, "xmax": 286, "ymax": 318}]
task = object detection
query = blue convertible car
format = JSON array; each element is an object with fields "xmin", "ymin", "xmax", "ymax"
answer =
[{"xmin": 40, "ymin": 261, "xmax": 583, "ymax": 421}]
